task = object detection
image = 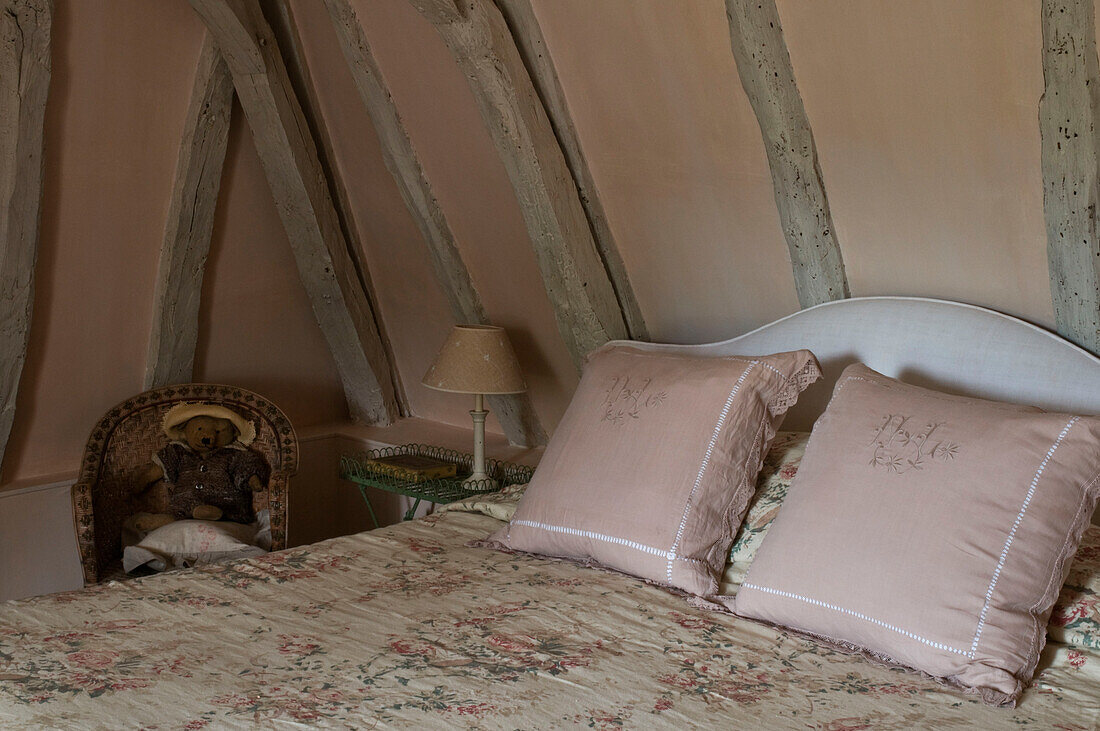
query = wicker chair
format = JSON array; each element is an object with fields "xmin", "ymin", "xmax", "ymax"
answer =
[{"xmin": 71, "ymin": 384, "xmax": 298, "ymax": 586}]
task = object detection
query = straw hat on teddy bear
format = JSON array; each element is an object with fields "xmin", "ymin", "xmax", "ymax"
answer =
[{"xmin": 162, "ymin": 403, "xmax": 256, "ymax": 446}]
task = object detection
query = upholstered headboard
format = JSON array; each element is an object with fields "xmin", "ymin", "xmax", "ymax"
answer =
[{"xmin": 618, "ymin": 296, "xmax": 1100, "ymax": 431}]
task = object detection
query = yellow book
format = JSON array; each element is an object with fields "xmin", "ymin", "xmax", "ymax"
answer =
[{"xmin": 366, "ymin": 453, "xmax": 458, "ymax": 482}]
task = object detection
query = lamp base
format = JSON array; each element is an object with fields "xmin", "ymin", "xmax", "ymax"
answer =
[
  {"xmin": 465, "ymin": 393, "xmax": 497, "ymax": 491},
  {"xmin": 462, "ymin": 473, "xmax": 499, "ymax": 491}
]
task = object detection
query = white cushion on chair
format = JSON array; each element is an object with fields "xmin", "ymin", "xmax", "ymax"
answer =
[{"xmin": 123, "ymin": 510, "xmax": 270, "ymax": 572}]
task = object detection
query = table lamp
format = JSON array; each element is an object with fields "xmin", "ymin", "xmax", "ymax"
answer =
[{"xmin": 422, "ymin": 325, "xmax": 527, "ymax": 489}]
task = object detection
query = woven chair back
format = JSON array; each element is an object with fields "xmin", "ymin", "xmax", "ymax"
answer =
[{"xmin": 71, "ymin": 384, "xmax": 298, "ymax": 585}]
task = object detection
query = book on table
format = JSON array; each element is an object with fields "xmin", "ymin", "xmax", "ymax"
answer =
[{"xmin": 365, "ymin": 453, "xmax": 458, "ymax": 482}]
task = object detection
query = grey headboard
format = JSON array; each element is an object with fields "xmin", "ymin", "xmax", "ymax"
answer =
[
  {"xmin": 616, "ymin": 296, "xmax": 1100, "ymax": 430},
  {"xmin": 617, "ymin": 297, "xmax": 1100, "ymax": 430}
]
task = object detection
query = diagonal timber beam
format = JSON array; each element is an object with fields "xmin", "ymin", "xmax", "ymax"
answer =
[
  {"xmin": 494, "ymin": 0, "xmax": 648, "ymax": 341},
  {"xmin": 264, "ymin": 0, "xmax": 408, "ymax": 416},
  {"xmin": 410, "ymin": 0, "xmax": 464, "ymax": 25},
  {"xmin": 0, "ymin": 0, "xmax": 51, "ymax": 468},
  {"xmin": 145, "ymin": 32, "xmax": 234, "ymax": 389},
  {"xmin": 324, "ymin": 0, "xmax": 547, "ymax": 446},
  {"xmin": 188, "ymin": 0, "xmax": 399, "ymax": 424},
  {"xmin": 412, "ymin": 0, "xmax": 630, "ymax": 370},
  {"xmin": 725, "ymin": 0, "xmax": 849, "ymax": 308},
  {"xmin": 1039, "ymin": 0, "xmax": 1100, "ymax": 355}
]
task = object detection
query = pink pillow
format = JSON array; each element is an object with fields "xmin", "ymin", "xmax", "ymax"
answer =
[
  {"xmin": 486, "ymin": 344, "xmax": 821, "ymax": 596},
  {"xmin": 733, "ymin": 363, "xmax": 1100, "ymax": 705}
]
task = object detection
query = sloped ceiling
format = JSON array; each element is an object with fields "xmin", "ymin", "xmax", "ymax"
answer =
[{"xmin": 1, "ymin": 0, "xmax": 1069, "ymax": 486}]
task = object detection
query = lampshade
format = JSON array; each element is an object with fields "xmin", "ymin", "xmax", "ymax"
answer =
[{"xmin": 422, "ymin": 325, "xmax": 527, "ymax": 395}]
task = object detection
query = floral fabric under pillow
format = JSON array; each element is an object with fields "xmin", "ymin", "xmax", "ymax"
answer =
[
  {"xmin": 1050, "ymin": 524, "xmax": 1100, "ymax": 650},
  {"xmin": 443, "ymin": 482, "xmax": 529, "ymax": 523},
  {"xmin": 719, "ymin": 431, "xmax": 809, "ymax": 594}
]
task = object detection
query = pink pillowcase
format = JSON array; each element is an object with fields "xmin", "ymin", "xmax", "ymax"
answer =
[
  {"xmin": 733, "ymin": 363, "xmax": 1100, "ymax": 705},
  {"xmin": 486, "ymin": 344, "xmax": 821, "ymax": 596}
]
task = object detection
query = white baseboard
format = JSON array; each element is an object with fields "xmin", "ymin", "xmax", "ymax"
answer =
[{"xmin": 0, "ymin": 477, "xmax": 75, "ymax": 499}]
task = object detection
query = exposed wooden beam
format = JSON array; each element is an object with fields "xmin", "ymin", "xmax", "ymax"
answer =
[
  {"xmin": 412, "ymin": 0, "xmax": 629, "ymax": 370},
  {"xmin": 410, "ymin": 0, "xmax": 464, "ymax": 25},
  {"xmin": 324, "ymin": 0, "xmax": 547, "ymax": 446},
  {"xmin": 188, "ymin": 0, "xmax": 399, "ymax": 424},
  {"xmin": 145, "ymin": 33, "xmax": 234, "ymax": 389},
  {"xmin": 0, "ymin": 0, "xmax": 51, "ymax": 467},
  {"xmin": 263, "ymin": 0, "xmax": 409, "ymax": 416},
  {"xmin": 725, "ymin": 0, "xmax": 849, "ymax": 308},
  {"xmin": 1039, "ymin": 0, "xmax": 1100, "ymax": 355},
  {"xmin": 494, "ymin": 0, "xmax": 648, "ymax": 341}
]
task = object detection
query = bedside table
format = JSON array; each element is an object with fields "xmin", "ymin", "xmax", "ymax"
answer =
[{"xmin": 340, "ymin": 444, "xmax": 534, "ymax": 528}]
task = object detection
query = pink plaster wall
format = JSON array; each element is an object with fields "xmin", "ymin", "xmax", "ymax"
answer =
[
  {"xmin": 193, "ymin": 103, "xmax": 348, "ymax": 425},
  {"xmin": 2, "ymin": 1, "xmax": 203, "ymax": 484},
  {"xmin": 528, "ymin": 0, "xmax": 802, "ymax": 343},
  {"xmin": 289, "ymin": 0, "xmax": 581, "ymax": 433},
  {"xmin": 776, "ymin": 0, "xmax": 1053, "ymax": 327},
  {"xmin": 2, "ymin": 1, "xmax": 348, "ymax": 486},
  {"xmin": 1, "ymin": 0, "xmax": 1076, "ymax": 490}
]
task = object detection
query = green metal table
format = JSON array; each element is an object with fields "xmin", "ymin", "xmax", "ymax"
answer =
[{"xmin": 340, "ymin": 444, "xmax": 534, "ymax": 528}]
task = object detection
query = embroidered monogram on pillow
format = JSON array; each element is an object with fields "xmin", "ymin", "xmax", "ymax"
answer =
[
  {"xmin": 732, "ymin": 363, "xmax": 1100, "ymax": 706},
  {"xmin": 485, "ymin": 344, "xmax": 821, "ymax": 597}
]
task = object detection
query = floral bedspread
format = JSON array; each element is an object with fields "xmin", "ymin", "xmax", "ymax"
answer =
[{"xmin": 1, "ymin": 509, "xmax": 1098, "ymax": 729}]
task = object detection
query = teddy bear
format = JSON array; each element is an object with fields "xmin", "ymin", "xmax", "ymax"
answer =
[{"xmin": 130, "ymin": 403, "xmax": 271, "ymax": 532}]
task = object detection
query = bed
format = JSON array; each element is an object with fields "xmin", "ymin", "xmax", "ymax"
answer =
[{"xmin": 2, "ymin": 297, "xmax": 1099, "ymax": 729}]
